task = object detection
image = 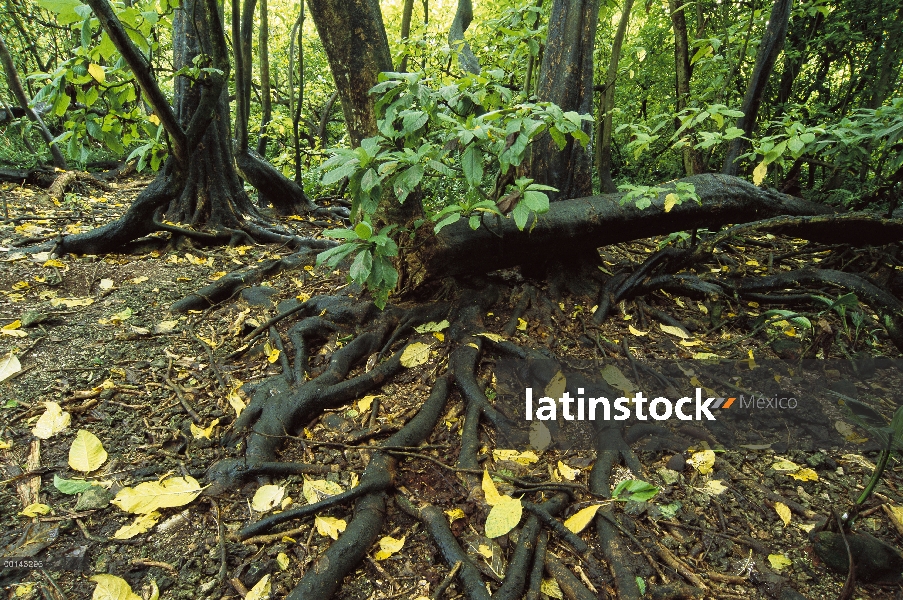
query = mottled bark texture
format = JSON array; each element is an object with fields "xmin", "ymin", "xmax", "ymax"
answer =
[
  {"xmin": 448, "ymin": 0, "xmax": 479, "ymax": 74},
  {"xmin": 722, "ymin": 0, "xmax": 792, "ymax": 175},
  {"xmin": 307, "ymin": 0, "xmax": 393, "ymax": 147},
  {"xmin": 531, "ymin": 0, "xmax": 600, "ymax": 200}
]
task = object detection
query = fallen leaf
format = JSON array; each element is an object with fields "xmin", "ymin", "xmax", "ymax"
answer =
[
  {"xmin": 703, "ymin": 480, "xmax": 728, "ymax": 495},
  {"xmin": 358, "ymin": 395, "xmax": 378, "ymax": 413},
  {"xmin": 0, "ymin": 439, "xmax": 10, "ymax": 449},
  {"xmin": 492, "ymin": 450, "xmax": 538, "ymax": 465},
  {"xmin": 98, "ymin": 279, "xmax": 114, "ymax": 291},
  {"xmin": 516, "ymin": 318, "xmax": 528, "ymax": 331},
  {"xmin": 49, "ymin": 297, "xmax": 94, "ymax": 308},
  {"xmin": 32, "ymin": 401, "xmax": 71, "ymax": 438},
  {"xmin": 477, "ymin": 332, "xmax": 504, "ymax": 342},
  {"xmin": 775, "ymin": 502, "xmax": 792, "ymax": 526},
  {"xmin": 90, "ymin": 574, "xmax": 141, "ymax": 600},
  {"xmin": 482, "ymin": 470, "xmax": 504, "ymax": 506},
  {"xmin": 20, "ymin": 503, "xmax": 51, "ymax": 517},
  {"xmin": 485, "ymin": 496, "xmax": 522, "ymax": 538},
  {"xmin": 227, "ymin": 381, "xmax": 246, "ymax": 417},
  {"xmin": 660, "ymin": 323, "xmax": 689, "ymax": 338},
  {"xmin": 276, "ymin": 552, "xmax": 290, "ymax": 570},
  {"xmin": 664, "ymin": 193, "xmax": 679, "ymax": 213},
  {"xmin": 303, "ymin": 479, "xmax": 343, "ymax": 504},
  {"xmin": 557, "ymin": 461, "xmax": 579, "ymax": 481},
  {"xmin": 687, "ymin": 450, "xmax": 715, "ymax": 475},
  {"xmin": 245, "ymin": 574, "xmax": 271, "ymax": 600},
  {"xmin": 42, "ymin": 259, "xmax": 66, "ymax": 268},
  {"xmin": 445, "ymin": 508, "xmax": 466, "ymax": 521},
  {"xmin": 414, "ymin": 320, "xmax": 449, "ymax": 333},
  {"xmin": 692, "ymin": 352, "xmax": 720, "ymax": 360},
  {"xmin": 1, "ymin": 320, "xmax": 27, "ymax": 337},
  {"xmin": 541, "ymin": 578, "xmax": 564, "ymax": 599},
  {"xmin": 772, "ymin": 459, "xmax": 800, "ymax": 472},
  {"xmin": 788, "ymin": 468, "xmax": 818, "ymax": 481},
  {"xmin": 374, "ymin": 535, "xmax": 405, "ymax": 560},
  {"xmin": 68, "ymin": 429, "xmax": 108, "ymax": 472},
  {"xmin": 753, "ymin": 161, "xmax": 768, "ymax": 186},
  {"xmin": 767, "ymin": 553, "xmax": 791, "ymax": 571},
  {"xmin": 113, "ymin": 512, "xmax": 161, "ymax": 539},
  {"xmin": 129, "ymin": 276, "xmax": 149, "ymax": 284},
  {"xmin": 54, "ymin": 474, "xmax": 96, "ymax": 495},
  {"xmin": 628, "ymin": 324, "xmax": 648, "ymax": 336},
  {"xmin": 544, "ymin": 370, "xmax": 567, "ymax": 399},
  {"xmin": 400, "ymin": 342, "xmax": 431, "ymax": 367},
  {"xmin": 314, "ymin": 515, "xmax": 347, "ymax": 539},
  {"xmin": 564, "ymin": 504, "xmax": 601, "ymax": 533},
  {"xmin": 264, "ymin": 342, "xmax": 280, "ymax": 364},
  {"xmin": 154, "ymin": 320, "xmax": 178, "ymax": 334},
  {"xmin": 600, "ymin": 365, "xmax": 634, "ymax": 395},
  {"xmin": 0, "ymin": 352, "xmax": 22, "ymax": 382},
  {"xmin": 112, "ymin": 476, "xmax": 202, "ymax": 514},
  {"xmin": 190, "ymin": 419, "xmax": 219, "ymax": 440},
  {"xmin": 252, "ymin": 484, "xmax": 285, "ymax": 512}
]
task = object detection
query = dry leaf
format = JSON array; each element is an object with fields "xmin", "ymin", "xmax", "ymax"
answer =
[
  {"xmin": 663, "ymin": 193, "xmax": 679, "ymax": 213},
  {"xmin": 98, "ymin": 279, "xmax": 114, "ymax": 291},
  {"xmin": 400, "ymin": 342, "xmax": 431, "ymax": 367},
  {"xmin": 49, "ymin": 297, "xmax": 94, "ymax": 308},
  {"xmin": 529, "ymin": 420, "xmax": 551, "ymax": 451},
  {"xmin": 68, "ymin": 429, "xmax": 107, "ymax": 472},
  {"xmin": 788, "ymin": 468, "xmax": 818, "ymax": 481},
  {"xmin": 129, "ymin": 276, "xmax": 149, "ymax": 284},
  {"xmin": 772, "ymin": 459, "xmax": 800, "ymax": 472},
  {"xmin": 482, "ymin": 470, "xmax": 504, "ymax": 506},
  {"xmin": 557, "ymin": 461, "xmax": 579, "ymax": 481},
  {"xmin": 445, "ymin": 508, "xmax": 466, "ymax": 521},
  {"xmin": 628, "ymin": 324, "xmax": 648, "ymax": 336},
  {"xmin": 252, "ymin": 485, "xmax": 286, "ymax": 513},
  {"xmin": 564, "ymin": 504, "xmax": 601, "ymax": 533},
  {"xmin": 113, "ymin": 511, "xmax": 161, "ymax": 540},
  {"xmin": 154, "ymin": 320, "xmax": 178, "ymax": 334},
  {"xmin": 414, "ymin": 320, "xmax": 449, "ymax": 333},
  {"xmin": 687, "ymin": 450, "xmax": 715, "ymax": 475},
  {"xmin": 276, "ymin": 552, "xmax": 290, "ymax": 570},
  {"xmin": 0, "ymin": 352, "xmax": 22, "ymax": 383},
  {"xmin": 516, "ymin": 318, "xmax": 528, "ymax": 331},
  {"xmin": 753, "ymin": 161, "xmax": 768, "ymax": 185},
  {"xmin": 303, "ymin": 479, "xmax": 343, "ymax": 504},
  {"xmin": 600, "ymin": 364, "xmax": 634, "ymax": 394},
  {"xmin": 20, "ymin": 503, "xmax": 51, "ymax": 517},
  {"xmin": 190, "ymin": 419, "xmax": 219, "ymax": 440},
  {"xmin": 314, "ymin": 515, "xmax": 347, "ymax": 540},
  {"xmin": 703, "ymin": 480, "xmax": 728, "ymax": 495},
  {"xmin": 374, "ymin": 535, "xmax": 405, "ymax": 560},
  {"xmin": 775, "ymin": 502, "xmax": 791, "ymax": 526},
  {"xmin": 767, "ymin": 554, "xmax": 791, "ymax": 571},
  {"xmin": 227, "ymin": 381, "xmax": 246, "ymax": 417},
  {"xmin": 245, "ymin": 574, "xmax": 271, "ymax": 600},
  {"xmin": 659, "ymin": 323, "xmax": 689, "ymax": 338},
  {"xmin": 358, "ymin": 395, "xmax": 378, "ymax": 413},
  {"xmin": 90, "ymin": 574, "xmax": 141, "ymax": 600},
  {"xmin": 112, "ymin": 476, "xmax": 202, "ymax": 514},
  {"xmin": 492, "ymin": 450, "xmax": 538, "ymax": 465},
  {"xmin": 485, "ymin": 496, "xmax": 523, "ymax": 538},
  {"xmin": 32, "ymin": 401, "xmax": 71, "ymax": 439},
  {"xmin": 541, "ymin": 578, "xmax": 564, "ymax": 599},
  {"xmin": 1, "ymin": 320, "xmax": 27, "ymax": 337},
  {"xmin": 478, "ymin": 332, "xmax": 504, "ymax": 342},
  {"xmin": 544, "ymin": 370, "xmax": 566, "ymax": 400}
]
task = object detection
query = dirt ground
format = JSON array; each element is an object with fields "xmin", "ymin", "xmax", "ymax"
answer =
[{"xmin": 1, "ymin": 177, "xmax": 903, "ymax": 600}]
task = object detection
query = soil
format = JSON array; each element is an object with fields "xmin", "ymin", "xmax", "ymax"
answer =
[{"xmin": 1, "ymin": 176, "xmax": 902, "ymax": 600}]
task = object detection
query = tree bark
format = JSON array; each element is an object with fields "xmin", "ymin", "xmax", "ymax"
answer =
[
  {"xmin": 398, "ymin": 0, "xmax": 415, "ymax": 72},
  {"xmin": 0, "ymin": 33, "xmax": 67, "ymax": 169},
  {"xmin": 721, "ymin": 0, "xmax": 792, "ymax": 175},
  {"xmin": 307, "ymin": 0, "xmax": 393, "ymax": 148},
  {"xmin": 531, "ymin": 0, "xmax": 600, "ymax": 201},
  {"xmin": 669, "ymin": 0, "xmax": 704, "ymax": 175},
  {"xmin": 255, "ymin": 0, "xmax": 272, "ymax": 155},
  {"xmin": 448, "ymin": 0, "xmax": 479, "ymax": 74},
  {"xmin": 596, "ymin": 0, "xmax": 634, "ymax": 193},
  {"xmin": 408, "ymin": 174, "xmax": 838, "ymax": 284}
]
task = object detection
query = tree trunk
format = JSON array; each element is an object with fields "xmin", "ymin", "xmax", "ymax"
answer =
[
  {"xmin": 669, "ymin": 0, "xmax": 704, "ymax": 175},
  {"xmin": 0, "ymin": 33, "xmax": 67, "ymax": 169},
  {"xmin": 255, "ymin": 0, "xmax": 272, "ymax": 155},
  {"xmin": 867, "ymin": 3, "xmax": 903, "ymax": 110},
  {"xmin": 448, "ymin": 0, "xmax": 479, "ymax": 74},
  {"xmin": 398, "ymin": 0, "xmax": 415, "ymax": 72},
  {"xmin": 307, "ymin": 0, "xmax": 393, "ymax": 148},
  {"xmin": 777, "ymin": 12, "xmax": 822, "ymax": 106},
  {"xmin": 289, "ymin": 4, "xmax": 305, "ymax": 182},
  {"xmin": 531, "ymin": 0, "xmax": 600, "ymax": 201},
  {"xmin": 408, "ymin": 174, "xmax": 840, "ymax": 284},
  {"xmin": 596, "ymin": 0, "xmax": 634, "ymax": 193},
  {"xmin": 721, "ymin": 0, "xmax": 792, "ymax": 175}
]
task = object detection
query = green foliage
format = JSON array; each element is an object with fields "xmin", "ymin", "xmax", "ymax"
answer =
[
  {"xmin": 618, "ymin": 181, "xmax": 698, "ymax": 211},
  {"xmin": 316, "ymin": 69, "xmax": 591, "ymax": 306},
  {"xmin": 317, "ymin": 222, "xmax": 399, "ymax": 309},
  {"xmin": 611, "ymin": 479, "xmax": 659, "ymax": 502}
]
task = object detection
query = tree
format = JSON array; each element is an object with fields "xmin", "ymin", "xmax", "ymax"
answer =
[{"xmin": 597, "ymin": 0, "xmax": 634, "ymax": 193}]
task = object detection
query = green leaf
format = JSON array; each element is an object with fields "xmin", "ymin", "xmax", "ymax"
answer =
[
  {"xmin": 349, "ymin": 249, "xmax": 373, "ymax": 283},
  {"xmin": 316, "ymin": 243, "xmax": 356, "ymax": 268},
  {"xmin": 461, "ymin": 144, "xmax": 483, "ymax": 187},
  {"xmin": 522, "ymin": 190, "xmax": 549, "ymax": 213},
  {"xmin": 511, "ymin": 202, "xmax": 530, "ymax": 230},
  {"xmin": 434, "ymin": 213, "xmax": 461, "ymax": 233},
  {"xmin": 54, "ymin": 474, "xmax": 96, "ymax": 495},
  {"xmin": 612, "ymin": 479, "xmax": 659, "ymax": 502},
  {"xmin": 354, "ymin": 222, "xmax": 373, "ymax": 240},
  {"xmin": 34, "ymin": 0, "xmax": 85, "ymax": 25},
  {"xmin": 393, "ymin": 164, "xmax": 424, "ymax": 203},
  {"xmin": 360, "ymin": 168, "xmax": 379, "ymax": 192},
  {"xmin": 321, "ymin": 160, "xmax": 359, "ymax": 186}
]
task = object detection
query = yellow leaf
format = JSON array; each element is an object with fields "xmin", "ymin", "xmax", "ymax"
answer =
[
  {"xmin": 113, "ymin": 511, "xmax": 161, "ymax": 539},
  {"xmin": 485, "ymin": 496, "xmax": 522, "ymax": 538},
  {"xmin": 32, "ymin": 401, "xmax": 71, "ymax": 439},
  {"xmin": 1, "ymin": 320, "xmax": 27, "ymax": 337},
  {"xmin": 87, "ymin": 63, "xmax": 105, "ymax": 83},
  {"xmin": 704, "ymin": 480, "xmax": 728, "ymax": 495},
  {"xmin": 314, "ymin": 515, "xmax": 347, "ymax": 540},
  {"xmin": 400, "ymin": 342, "xmax": 431, "ymax": 367},
  {"xmin": 767, "ymin": 554, "xmax": 791, "ymax": 571},
  {"xmin": 753, "ymin": 161, "xmax": 768, "ymax": 185},
  {"xmin": 190, "ymin": 418, "xmax": 219, "ymax": 440},
  {"xmin": 227, "ymin": 383, "xmax": 246, "ymax": 417},
  {"xmin": 692, "ymin": 352, "xmax": 720, "ymax": 360},
  {"xmin": 49, "ymin": 297, "xmax": 94, "ymax": 308},
  {"xmin": 557, "ymin": 461, "xmax": 580, "ymax": 481},
  {"xmin": 482, "ymin": 470, "xmax": 504, "ymax": 506},
  {"xmin": 679, "ymin": 339, "xmax": 701, "ymax": 347},
  {"xmin": 445, "ymin": 508, "xmax": 466, "ymax": 521},
  {"xmin": 276, "ymin": 552, "xmax": 290, "ymax": 570},
  {"xmin": 478, "ymin": 332, "xmax": 504, "ymax": 342},
  {"xmin": 148, "ymin": 114, "xmax": 160, "ymax": 125},
  {"xmin": 433, "ymin": 331, "xmax": 445, "ymax": 342},
  {"xmin": 477, "ymin": 544, "xmax": 493, "ymax": 558},
  {"xmin": 68, "ymin": 429, "xmax": 108, "ymax": 472},
  {"xmin": 660, "ymin": 323, "xmax": 689, "ymax": 338},
  {"xmin": 414, "ymin": 320, "xmax": 449, "ymax": 333},
  {"xmin": 0, "ymin": 351, "xmax": 22, "ymax": 382},
  {"xmin": 541, "ymin": 578, "xmax": 564, "ymax": 599},
  {"xmin": 358, "ymin": 395, "xmax": 378, "ymax": 413},
  {"xmin": 252, "ymin": 484, "xmax": 286, "ymax": 512},
  {"xmin": 492, "ymin": 450, "xmax": 539, "ymax": 465},
  {"xmin": 0, "ymin": 439, "xmax": 10, "ymax": 449},
  {"xmin": 90, "ymin": 574, "xmax": 141, "ymax": 600},
  {"xmin": 20, "ymin": 503, "xmax": 51, "ymax": 517},
  {"xmin": 628, "ymin": 324, "xmax": 648, "ymax": 336},
  {"xmin": 374, "ymin": 535, "xmax": 405, "ymax": 560},
  {"xmin": 154, "ymin": 320, "xmax": 178, "ymax": 334},
  {"xmin": 245, "ymin": 574, "xmax": 271, "ymax": 600},
  {"xmin": 788, "ymin": 468, "xmax": 818, "ymax": 481},
  {"xmin": 129, "ymin": 276, "xmax": 149, "ymax": 284},
  {"xmin": 303, "ymin": 479, "xmax": 343, "ymax": 504},
  {"xmin": 687, "ymin": 450, "xmax": 715, "ymax": 475},
  {"xmin": 775, "ymin": 502, "xmax": 791, "ymax": 526},
  {"xmin": 664, "ymin": 193, "xmax": 679, "ymax": 213},
  {"xmin": 112, "ymin": 476, "xmax": 202, "ymax": 514},
  {"xmin": 564, "ymin": 504, "xmax": 601, "ymax": 533},
  {"xmin": 42, "ymin": 259, "xmax": 66, "ymax": 268},
  {"xmin": 517, "ymin": 318, "xmax": 528, "ymax": 331},
  {"xmin": 264, "ymin": 342, "xmax": 280, "ymax": 363}
]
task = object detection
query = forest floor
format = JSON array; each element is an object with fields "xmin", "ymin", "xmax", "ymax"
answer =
[{"xmin": 1, "ymin": 176, "xmax": 903, "ymax": 600}]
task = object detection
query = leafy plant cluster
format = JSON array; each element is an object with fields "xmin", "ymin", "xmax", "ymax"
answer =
[{"xmin": 316, "ymin": 69, "xmax": 591, "ymax": 307}]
